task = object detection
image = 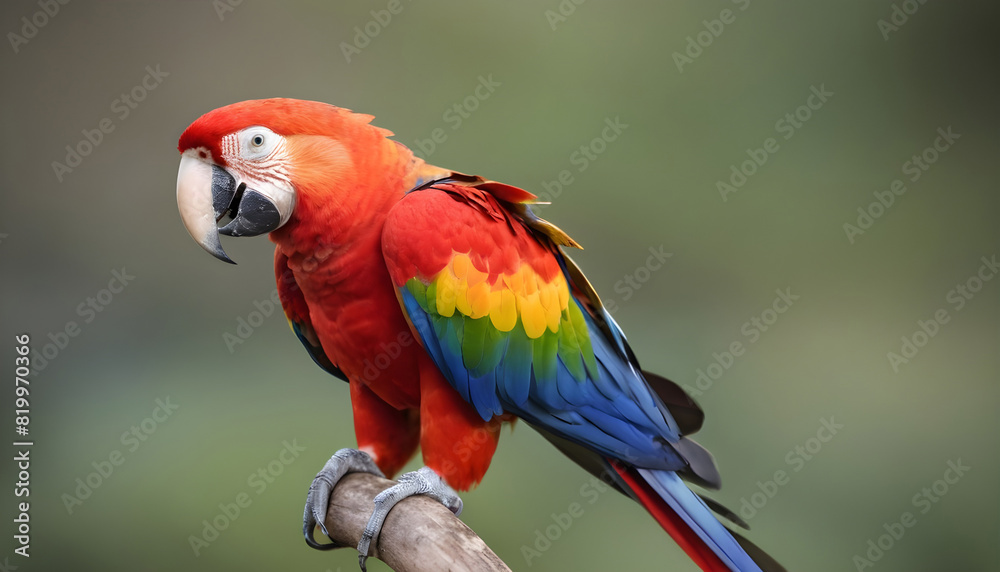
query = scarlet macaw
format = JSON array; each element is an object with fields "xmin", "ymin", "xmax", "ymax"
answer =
[{"xmin": 175, "ymin": 98, "xmax": 783, "ymax": 571}]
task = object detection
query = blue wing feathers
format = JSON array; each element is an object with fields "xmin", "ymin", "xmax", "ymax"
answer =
[
  {"xmin": 499, "ymin": 325, "xmax": 533, "ymax": 407},
  {"xmin": 399, "ymin": 267, "xmax": 686, "ymax": 471}
]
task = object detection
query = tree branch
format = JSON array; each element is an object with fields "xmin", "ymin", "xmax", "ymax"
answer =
[{"xmin": 322, "ymin": 472, "xmax": 512, "ymax": 572}]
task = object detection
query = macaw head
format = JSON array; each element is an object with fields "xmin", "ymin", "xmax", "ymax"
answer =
[{"xmin": 175, "ymin": 98, "xmax": 410, "ymax": 263}]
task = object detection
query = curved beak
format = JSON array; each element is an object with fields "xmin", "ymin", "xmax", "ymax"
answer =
[{"xmin": 176, "ymin": 152, "xmax": 293, "ymax": 264}]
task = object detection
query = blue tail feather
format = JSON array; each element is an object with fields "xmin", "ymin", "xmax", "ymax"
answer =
[{"xmin": 637, "ymin": 469, "xmax": 763, "ymax": 571}]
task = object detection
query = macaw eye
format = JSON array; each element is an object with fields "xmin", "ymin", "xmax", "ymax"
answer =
[{"xmin": 236, "ymin": 126, "xmax": 279, "ymax": 159}]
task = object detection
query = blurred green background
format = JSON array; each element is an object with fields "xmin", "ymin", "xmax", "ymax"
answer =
[{"xmin": 1, "ymin": 1, "xmax": 998, "ymax": 571}]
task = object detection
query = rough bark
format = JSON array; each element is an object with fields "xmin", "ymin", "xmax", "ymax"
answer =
[{"xmin": 321, "ymin": 472, "xmax": 512, "ymax": 572}]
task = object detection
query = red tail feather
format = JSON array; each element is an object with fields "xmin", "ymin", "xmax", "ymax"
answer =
[{"xmin": 612, "ymin": 463, "xmax": 731, "ymax": 572}]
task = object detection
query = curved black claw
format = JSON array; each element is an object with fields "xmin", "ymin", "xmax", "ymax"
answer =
[
  {"xmin": 303, "ymin": 448, "xmax": 385, "ymax": 551},
  {"xmin": 357, "ymin": 466, "xmax": 463, "ymax": 572}
]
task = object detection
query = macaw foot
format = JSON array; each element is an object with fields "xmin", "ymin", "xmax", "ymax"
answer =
[
  {"xmin": 303, "ymin": 448, "xmax": 385, "ymax": 550},
  {"xmin": 356, "ymin": 466, "xmax": 463, "ymax": 571},
  {"xmin": 302, "ymin": 449, "xmax": 464, "ymax": 572}
]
